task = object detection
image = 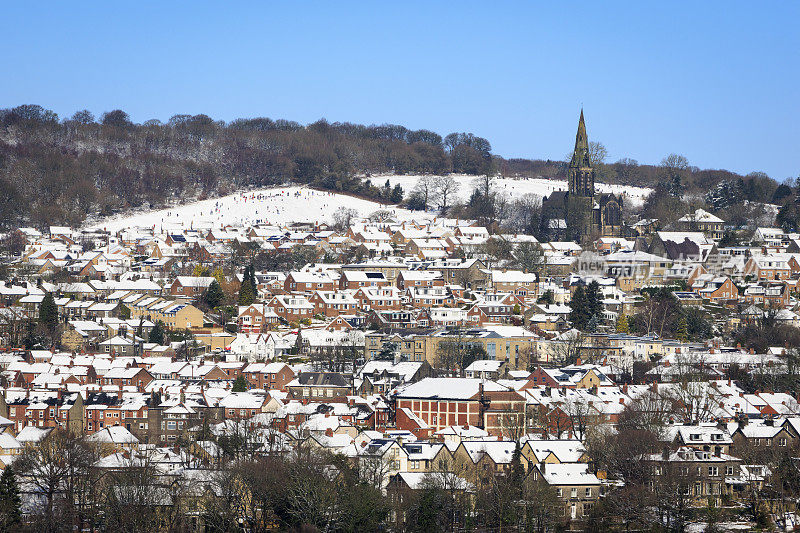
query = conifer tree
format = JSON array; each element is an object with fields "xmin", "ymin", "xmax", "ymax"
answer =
[
  {"xmin": 149, "ymin": 321, "xmax": 166, "ymax": 345},
  {"xmin": 232, "ymin": 375, "xmax": 248, "ymax": 392},
  {"xmin": 247, "ymin": 265, "xmax": 257, "ymax": 296},
  {"xmin": 238, "ymin": 265, "xmax": 256, "ymax": 306},
  {"xmin": 568, "ymin": 285, "xmax": 588, "ymax": 330},
  {"xmin": 586, "ymin": 280, "xmax": 603, "ymax": 322},
  {"xmin": 390, "ymin": 184, "xmax": 404, "ymax": 203},
  {"xmin": 676, "ymin": 315, "xmax": 689, "ymax": 341},
  {"xmin": 38, "ymin": 292, "xmax": 59, "ymax": 332},
  {"xmin": 204, "ymin": 279, "xmax": 224, "ymax": 309},
  {"xmin": 0, "ymin": 466, "xmax": 21, "ymax": 532},
  {"xmin": 510, "ymin": 441, "xmax": 525, "ymax": 491}
]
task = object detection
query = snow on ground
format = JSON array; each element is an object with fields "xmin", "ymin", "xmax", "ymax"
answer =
[
  {"xmin": 86, "ymin": 174, "xmax": 653, "ymax": 233},
  {"xmin": 85, "ymin": 186, "xmax": 434, "ymax": 232},
  {"xmin": 376, "ymin": 174, "xmax": 652, "ymax": 207}
]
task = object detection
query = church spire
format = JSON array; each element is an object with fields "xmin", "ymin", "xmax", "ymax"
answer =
[{"xmin": 571, "ymin": 108, "xmax": 591, "ymax": 168}]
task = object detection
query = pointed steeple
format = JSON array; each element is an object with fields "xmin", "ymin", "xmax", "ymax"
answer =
[{"xmin": 570, "ymin": 109, "xmax": 591, "ymax": 168}]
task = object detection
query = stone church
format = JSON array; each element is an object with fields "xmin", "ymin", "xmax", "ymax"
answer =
[{"xmin": 541, "ymin": 111, "xmax": 623, "ymax": 242}]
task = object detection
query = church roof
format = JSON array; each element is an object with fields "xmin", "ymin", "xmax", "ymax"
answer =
[{"xmin": 569, "ymin": 109, "xmax": 592, "ymax": 168}]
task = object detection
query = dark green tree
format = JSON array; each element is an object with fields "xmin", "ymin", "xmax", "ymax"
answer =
[
  {"xmin": 204, "ymin": 279, "xmax": 225, "ymax": 309},
  {"xmin": 390, "ymin": 184, "xmax": 404, "ymax": 203},
  {"xmin": 0, "ymin": 466, "xmax": 21, "ymax": 532},
  {"xmin": 568, "ymin": 285, "xmax": 588, "ymax": 330},
  {"xmin": 585, "ymin": 280, "xmax": 603, "ymax": 322},
  {"xmin": 510, "ymin": 441, "xmax": 525, "ymax": 491},
  {"xmin": 232, "ymin": 376, "xmax": 248, "ymax": 392},
  {"xmin": 38, "ymin": 292, "xmax": 59, "ymax": 332},
  {"xmin": 238, "ymin": 265, "xmax": 257, "ymax": 306},
  {"xmin": 537, "ymin": 289, "xmax": 554, "ymax": 305},
  {"xmin": 148, "ymin": 321, "xmax": 166, "ymax": 345}
]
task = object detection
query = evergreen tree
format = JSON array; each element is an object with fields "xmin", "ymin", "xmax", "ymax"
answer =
[
  {"xmin": 0, "ymin": 466, "xmax": 21, "ymax": 532},
  {"xmin": 676, "ymin": 315, "xmax": 689, "ymax": 341},
  {"xmin": 568, "ymin": 285, "xmax": 588, "ymax": 330},
  {"xmin": 510, "ymin": 441, "xmax": 525, "ymax": 491},
  {"xmin": 586, "ymin": 280, "xmax": 603, "ymax": 322},
  {"xmin": 238, "ymin": 265, "xmax": 256, "ymax": 306},
  {"xmin": 38, "ymin": 292, "xmax": 59, "ymax": 332},
  {"xmin": 232, "ymin": 375, "xmax": 248, "ymax": 392},
  {"xmin": 390, "ymin": 184, "xmax": 404, "ymax": 203},
  {"xmin": 149, "ymin": 321, "xmax": 166, "ymax": 345},
  {"xmin": 248, "ymin": 265, "xmax": 257, "ymax": 296},
  {"xmin": 537, "ymin": 289, "xmax": 554, "ymax": 305},
  {"xmin": 204, "ymin": 279, "xmax": 224, "ymax": 308}
]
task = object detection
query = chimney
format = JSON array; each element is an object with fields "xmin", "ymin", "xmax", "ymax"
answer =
[{"xmin": 325, "ymin": 428, "xmax": 334, "ymax": 437}]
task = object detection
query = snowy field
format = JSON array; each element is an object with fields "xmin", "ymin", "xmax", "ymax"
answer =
[
  {"xmin": 376, "ymin": 174, "xmax": 652, "ymax": 207},
  {"xmin": 85, "ymin": 174, "xmax": 653, "ymax": 232},
  {"xmin": 85, "ymin": 186, "xmax": 433, "ymax": 232}
]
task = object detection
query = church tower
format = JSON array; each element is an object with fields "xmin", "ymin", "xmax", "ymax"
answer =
[
  {"xmin": 568, "ymin": 109, "xmax": 594, "ymax": 197},
  {"xmin": 566, "ymin": 110, "xmax": 596, "ymax": 240}
]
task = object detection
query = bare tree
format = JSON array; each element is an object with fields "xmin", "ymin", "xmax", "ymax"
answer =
[
  {"xmin": 513, "ymin": 241, "xmax": 546, "ymax": 276},
  {"xmin": 15, "ymin": 429, "xmax": 99, "ymax": 532},
  {"xmin": 433, "ymin": 176, "xmax": 459, "ymax": 213},
  {"xmin": 588, "ymin": 141, "xmax": 608, "ymax": 166},
  {"xmin": 99, "ymin": 450, "xmax": 184, "ymax": 533},
  {"xmin": 412, "ymin": 175, "xmax": 437, "ymax": 211},
  {"xmin": 332, "ymin": 207, "xmax": 358, "ymax": 230}
]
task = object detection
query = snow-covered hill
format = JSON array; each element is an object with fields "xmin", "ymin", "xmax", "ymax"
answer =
[
  {"xmin": 85, "ymin": 186, "xmax": 433, "ymax": 232},
  {"xmin": 85, "ymin": 175, "xmax": 653, "ymax": 232},
  {"xmin": 375, "ymin": 174, "xmax": 652, "ymax": 206}
]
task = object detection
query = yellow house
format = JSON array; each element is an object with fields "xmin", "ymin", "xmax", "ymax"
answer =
[{"xmin": 130, "ymin": 299, "xmax": 205, "ymax": 329}]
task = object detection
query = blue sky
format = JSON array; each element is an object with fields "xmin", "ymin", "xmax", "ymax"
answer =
[{"xmin": 3, "ymin": 2, "xmax": 798, "ymax": 179}]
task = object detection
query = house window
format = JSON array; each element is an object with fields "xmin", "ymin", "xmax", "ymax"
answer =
[
  {"xmin": 779, "ymin": 437, "xmax": 787, "ymax": 447},
  {"xmin": 556, "ymin": 488, "xmax": 562, "ymax": 498},
  {"xmin": 708, "ymin": 466, "xmax": 719, "ymax": 476},
  {"xmin": 585, "ymin": 487, "xmax": 592, "ymax": 498},
  {"xmin": 725, "ymin": 466, "xmax": 734, "ymax": 476},
  {"xmin": 570, "ymin": 488, "xmax": 578, "ymax": 498}
]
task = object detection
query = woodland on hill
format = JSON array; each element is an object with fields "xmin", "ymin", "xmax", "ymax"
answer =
[{"xmin": 0, "ymin": 104, "xmax": 792, "ymax": 231}]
